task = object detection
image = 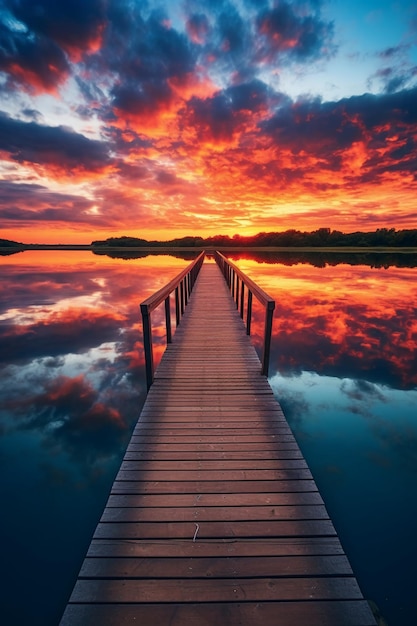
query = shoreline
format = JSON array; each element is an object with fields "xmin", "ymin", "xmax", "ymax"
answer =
[{"xmin": 2, "ymin": 244, "xmax": 417, "ymax": 253}]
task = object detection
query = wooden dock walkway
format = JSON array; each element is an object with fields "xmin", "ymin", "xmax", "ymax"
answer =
[{"xmin": 60, "ymin": 260, "xmax": 376, "ymax": 625}]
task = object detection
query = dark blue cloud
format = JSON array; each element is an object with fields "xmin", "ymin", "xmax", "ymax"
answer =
[
  {"xmin": 261, "ymin": 87, "xmax": 417, "ymax": 180},
  {"xmin": 0, "ymin": 311, "xmax": 123, "ymax": 365},
  {"xmin": 256, "ymin": 0, "xmax": 335, "ymax": 62},
  {"xmin": 0, "ymin": 111, "xmax": 110, "ymax": 170},
  {"xmin": 102, "ymin": 9, "xmax": 196, "ymax": 117},
  {"xmin": 0, "ymin": 19, "xmax": 70, "ymax": 90},
  {"xmin": 186, "ymin": 78, "xmax": 277, "ymax": 141},
  {"xmin": 5, "ymin": 0, "xmax": 106, "ymax": 52}
]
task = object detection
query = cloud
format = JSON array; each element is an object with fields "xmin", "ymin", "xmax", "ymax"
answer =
[
  {"xmin": 0, "ymin": 111, "xmax": 111, "ymax": 174},
  {"xmin": 260, "ymin": 86, "xmax": 417, "ymax": 188},
  {"xmin": 0, "ymin": 180, "xmax": 97, "ymax": 224},
  {"xmin": 4, "ymin": 0, "xmax": 106, "ymax": 59},
  {"xmin": 184, "ymin": 78, "xmax": 275, "ymax": 144},
  {"xmin": 255, "ymin": 1, "xmax": 335, "ymax": 62},
  {"xmin": 186, "ymin": 13, "xmax": 210, "ymax": 45},
  {"xmin": 98, "ymin": 8, "xmax": 196, "ymax": 128},
  {"xmin": 0, "ymin": 20, "xmax": 70, "ymax": 92}
]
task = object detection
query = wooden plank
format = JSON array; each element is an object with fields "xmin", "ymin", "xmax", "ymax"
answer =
[
  {"xmin": 110, "ymin": 479, "xmax": 319, "ymax": 494},
  {"xmin": 93, "ymin": 519, "xmax": 337, "ymax": 539},
  {"xmin": 60, "ymin": 601, "xmax": 377, "ymax": 626},
  {"xmin": 86, "ymin": 537, "xmax": 346, "ymax": 558},
  {"xmin": 123, "ymin": 449, "xmax": 304, "ymax": 460},
  {"xmin": 100, "ymin": 504, "xmax": 330, "ymax": 523},
  {"xmin": 70, "ymin": 576, "xmax": 362, "ymax": 602},
  {"xmin": 127, "ymin": 435, "xmax": 298, "ymax": 443},
  {"xmin": 116, "ymin": 469, "xmax": 313, "ymax": 481},
  {"xmin": 105, "ymin": 492, "xmax": 324, "ymax": 507},
  {"xmin": 119, "ymin": 459, "xmax": 308, "ymax": 470},
  {"xmin": 79, "ymin": 554, "xmax": 353, "ymax": 578},
  {"xmin": 127, "ymin": 439, "xmax": 299, "ymax": 452}
]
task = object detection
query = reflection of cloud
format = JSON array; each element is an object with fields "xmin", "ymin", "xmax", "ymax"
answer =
[
  {"xmin": 4, "ymin": 372, "xmax": 135, "ymax": 464},
  {"xmin": 0, "ymin": 309, "xmax": 125, "ymax": 364},
  {"xmin": 272, "ymin": 384, "xmax": 310, "ymax": 426},
  {"xmin": 265, "ymin": 289, "xmax": 417, "ymax": 391},
  {"xmin": 341, "ymin": 379, "xmax": 387, "ymax": 403}
]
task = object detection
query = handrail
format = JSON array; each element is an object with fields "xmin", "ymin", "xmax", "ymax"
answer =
[
  {"xmin": 214, "ymin": 251, "xmax": 275, "ymax": 376},
  {"xmin": 140, "ymin": 251, "xmax": 205, "ymax": 390}
]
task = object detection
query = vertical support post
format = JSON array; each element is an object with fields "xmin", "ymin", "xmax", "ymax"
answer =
[
  {"xmin": 140, "ymin": 304, "xmax": 154, "ymax": 391},
  {"xmin": 165, "ymin": 295, "xmax": 172, "ymax": 343},
  {"xmin": 246, "ymin": 290, "xmax": 253, "ymax": 335},
  {"xmin": 235, "ymin": 277, "xmax": 240, "ymax": 308},
  {"xmin": 180, "ymin": 280, "xmax": 185, "ymax": 316},
  {"xmin": 231, "ymin": 270, "xmax": 235, "ymax": 298},
  {"xmin": 175, "ymin": 286, "xmax": 180, "ymax": 326},
  {"xmin": 240, "ymin": 282, "xmax": 245, "ymax": 319},
  {"xmin": 184, "ymin": 277, "xmax": 188, "ymax": 306},
  {"xmin": 261, "ymin": 302, "xmax": 275, "ymax": 376}
]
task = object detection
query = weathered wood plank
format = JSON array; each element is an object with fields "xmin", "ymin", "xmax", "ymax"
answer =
[
  {"xmin": 70, "ymin": 576, "xmax": 362, "ymax": 603},
  {"xmin": 100, "ymin": 504, "xmax": 330, "ymax": 523},
  {"xmin": 119, "ymin": 459, "xmax": 308, "ymax": 470},
  {"xmin": 80, "ymin": 554, "xmax": 353, "ymax": 578},
  {"xmin": 105, "ymin": 492, "xmax": 324, "ymax": 507},
  {"xmin": 110, "ymin": 479, "xmax": 319, "ymax": 494},
  {"xmin": 60, "ymin": 601, "xmax": 377, "ymax": 626},
  {"xmin": 116, "ymin": 468, "xmax": 313, "ymax": 481},
  {"xmin": 123, "ymin": 449, "xmax": 304, "ymax": 460},
  {"xmin": 93, "ymin": 519, "xmax": 337, "ymax": 539},
  {"xmin": 86, "ymin": 537, "xmax": 345, "ymax": 558}
]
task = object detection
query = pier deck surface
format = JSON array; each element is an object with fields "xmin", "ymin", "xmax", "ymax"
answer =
[{"xmin": 61, "ymin": 261, "xmax": 376, "ymax": 625}]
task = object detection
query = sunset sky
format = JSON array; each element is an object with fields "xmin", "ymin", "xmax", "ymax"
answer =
[{"xmin": 0, "ymin": 0, "xmax": 416, "ymax": 244}]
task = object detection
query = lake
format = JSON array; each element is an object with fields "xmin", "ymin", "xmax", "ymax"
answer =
[{"xmin": 1, "ymin": 250, "xmax": 416, "ymax": 626}]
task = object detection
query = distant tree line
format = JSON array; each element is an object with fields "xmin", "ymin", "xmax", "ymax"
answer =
[{"xmin": 91, "ymin": 228, "xmax": 417, "ymax": 248}]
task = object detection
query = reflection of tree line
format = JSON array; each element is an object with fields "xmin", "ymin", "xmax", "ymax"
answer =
[
  {"xmin": 92, "ymin": 249, "xmax": 198, "ymax": 261},
  {"xmin": 227, "ymin": 251, "xmax": 417, "ymax": 268},
  {"xmin": 92, "ymin": 249, "xmax": 417, "ymax": 268}
]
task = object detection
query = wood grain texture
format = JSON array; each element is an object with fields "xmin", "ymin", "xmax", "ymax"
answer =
[{"xmin": 60, "ymin": 261, "xmax": 376, "ymax": 626}]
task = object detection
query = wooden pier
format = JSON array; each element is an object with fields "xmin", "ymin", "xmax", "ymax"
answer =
[{"xmin": 60, "ymin": 259, "xmax": 376, "ymax": 625}]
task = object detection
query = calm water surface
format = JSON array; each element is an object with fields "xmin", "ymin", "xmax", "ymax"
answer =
[{"xmin": 1, "ymin": 250, "xmax": 416, "ymax": 625}]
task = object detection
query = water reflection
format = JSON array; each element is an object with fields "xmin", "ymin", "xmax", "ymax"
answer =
[
  {"xmin": 230, "ymin": 253, "xmax": 417, "ymax": 626},
  {"xmin": 1, "ymin": 250, "xmax": 417, "ymax": 626},
  {"xmin": 229, "ymin": 255, "xmax": 417, "ymax": 390},
  {"xmin": 0, "ymin": 251, "xmax": 192, "ymax": 626}
]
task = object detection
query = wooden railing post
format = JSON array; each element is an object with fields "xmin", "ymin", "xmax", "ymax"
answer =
[
  {"xmin": 140, "ymin": 304, "xmax": 154, "ymax": 391},
  {"xmin": 180, "ymin": 280, "xmax": 185, "ymax": 315},
  {"xmin": 240, "ymin": 282, "xmax": 245, "ymax": 319},
  {"xmin": 246, "ymin": 290, "xmax": 252, "ymax": 335},
  {"xmin": 165, "ymin": 295, "xmax": 172, "ymax": 344},
  {"xmin": 262, "ymin": 302, "xmax": 275, "ymax": 376},
  {"xmin": 175, "ymin": 286, "xmax": 180, "ymax": 326}
]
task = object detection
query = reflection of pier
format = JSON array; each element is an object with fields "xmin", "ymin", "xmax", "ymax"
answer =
[{"xmin": 61, "ymin": 255, "xmax": 376, "ymax": 625}]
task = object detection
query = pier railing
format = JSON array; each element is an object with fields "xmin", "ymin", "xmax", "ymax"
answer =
[
  {"xmin": 214, "ymin": 251, "xmax": 275, "ymax": 376},
  {"xmin": 140, "ymin": 251, "xmax": 205, "ymax": 390}
]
